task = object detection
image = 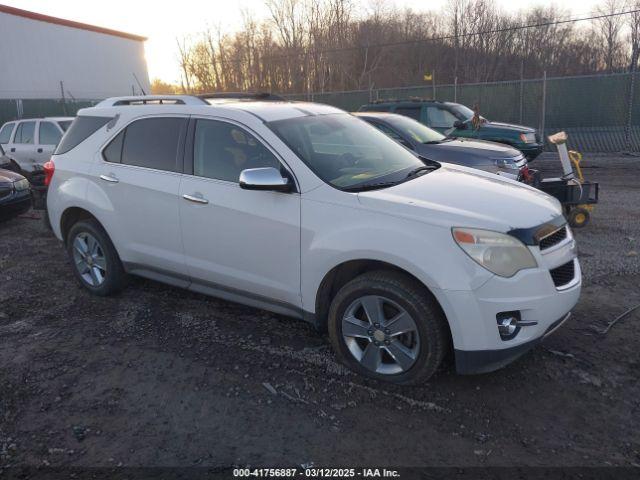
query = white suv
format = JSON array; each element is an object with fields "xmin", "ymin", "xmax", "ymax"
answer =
[{"xmin": 46, "ymin": 94, "xmax": 581, "ymax": 384}]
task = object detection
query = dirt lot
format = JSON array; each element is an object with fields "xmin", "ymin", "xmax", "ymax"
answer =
[{"xmin": 0, "ymin": 154, "xmax": 639, "ymax": 468}]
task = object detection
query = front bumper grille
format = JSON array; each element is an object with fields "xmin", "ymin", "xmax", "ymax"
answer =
[
  {"xmin": 539, "ymin": 226, "xmax": 568, "ymax": 251},
  {"xmin": 550, "ymin": 260, "xmax": 575, "ymax": 288}
]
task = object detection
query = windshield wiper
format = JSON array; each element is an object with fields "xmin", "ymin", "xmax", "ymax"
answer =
[
  {"xmin": 343, "ymin": 180, "xmax": 403, "ymax": 192},
  {"xmin": 406, "ymin": 165, "xmax": 437, "ymax": 178},
  {"xmin": 422, "ymin": 140, "xmax": 442, "ymax": 144}
]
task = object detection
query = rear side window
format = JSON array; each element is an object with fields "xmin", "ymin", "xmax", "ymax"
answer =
[
  {"xmin": 55, "ymin": 116, "xmax": 111, "ymax": 154},
  {"xmin": 394, "ymin": 106, "xmax": 421, "ymax": 121},
  {"xmin": 0, "ymin": 123, "xmax": 14, "ymax": 143},
  {"xmin": 14, "ymin": 121, "xmax": 36, "ymax": 144},
  {"xmin": 103, "ymin": 130, "xmax": 124, "ymax": 163},
  {"xmin": 39, "ymin": 122, "xmax": 63, "ymax": 145},
  {"xmin": 120, "ymin": 117, "xmax": 186, "ymax": 172},
  {"xmin": 57, "ymin": 121, "xmax": 72, "ymax": 131}
]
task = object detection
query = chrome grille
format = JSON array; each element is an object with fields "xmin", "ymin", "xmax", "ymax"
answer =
[
  {"xmin": 539, "ymin": 226, "xmax": 568, "ymax": 251},
  {"xmin": 550, "ymin": 260, "xmax": 575, "ymax": 288}
]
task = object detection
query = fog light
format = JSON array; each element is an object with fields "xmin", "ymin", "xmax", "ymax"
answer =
[{"xmin": 496, "ymin": 311, "xmax": 521, "ymax": 341}]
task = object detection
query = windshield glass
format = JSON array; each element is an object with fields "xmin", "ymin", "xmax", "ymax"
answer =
[
  {"xmin": 268, "ymin": 113, "xmax": 426, "ymax": 190},
  {"xmin": 449, "ymin": 104, "xmax": 475, "ymax": 121},
  {"xmin": 386, "ymin": 115, "xmax": 445, "ymax": 143}
]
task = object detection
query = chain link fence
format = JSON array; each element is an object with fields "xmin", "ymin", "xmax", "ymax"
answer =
[
  {"xmin": 286, "ymin": 72, "xmax": 640, "ymax": 153},
  {"xmin": 0, "ymin": 99, "xmax": 99, "ymax": 126},
  {"xmin": 1, "ymin": 72, "xmax": 637, "ymax": 153}
]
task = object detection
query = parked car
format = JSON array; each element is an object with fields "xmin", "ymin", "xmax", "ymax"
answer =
[
  {"xmin": 354, "ymin": 112, "xmax": 527, "ymax": 180},
  {"xmin": 46, "ymin": 95, "xmax": 580, "ymax": 384},
  {"xmin": 0, "ymin": 168, "xmax": 31, "ymax": 222},
  {"xmin": 359, "ymin": 100, "xmax": 544, "ymax": 160},
  {"xmin": 0, "ymin": 117, "xmax": 74, "ymax": 174}
]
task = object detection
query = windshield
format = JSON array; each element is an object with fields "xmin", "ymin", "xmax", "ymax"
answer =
[
  {"xmin": 386, "ymin": 115, "xmax": 445, "ymax": 143},
  {"xmin": 268, "ymin": 113, "xmax": 427, "ymax": 190},
  {"xmin": 449, "ymin": 104, "xmax": 475, "ymax": 121}
]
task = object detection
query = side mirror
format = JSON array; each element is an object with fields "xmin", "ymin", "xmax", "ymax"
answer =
[
  {"xmin": 239, "ymin": 167, "xmax": 292, "ymax": 193},
  {"xmin": 453, "ymin": 120, "xmax": 466, "ymax": 129}
]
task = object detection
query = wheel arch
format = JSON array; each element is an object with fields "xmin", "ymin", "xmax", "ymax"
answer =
[
  {"xmin": 59, "ymin": 206, "xmax": 104, "ymax": 245},
  {"xmin": 313, "ymin": 259, "xmax": 450, "ymax": 337}
]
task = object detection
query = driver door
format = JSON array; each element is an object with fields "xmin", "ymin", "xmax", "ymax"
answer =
[{"xmin": 179, "ymin": 118, "xmax": 302, "ymax": 312}]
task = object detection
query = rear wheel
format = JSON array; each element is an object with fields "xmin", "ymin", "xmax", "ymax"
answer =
[
  {"xmin": 66, "ymin": 219, "xmax": 127, "ymax": 296},
  {"xmin": 328, "ymin": 270, "xmax": 449, "ymax": 385}
]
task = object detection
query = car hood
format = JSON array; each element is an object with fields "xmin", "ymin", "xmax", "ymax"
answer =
[
  {"xmin": 483, "ymin": 121, "xmax": 536, "ymax": 134},
  {"xmin": 357, "ymin": 163, "xmax": 562, "ymax": 231},
  {"xmin": 415, "ymin": 138, "xmax": 521, "ymax": 162},
  {"xmin": 0, "ymin": 168, "xmax": 25, "ymax": 183}
]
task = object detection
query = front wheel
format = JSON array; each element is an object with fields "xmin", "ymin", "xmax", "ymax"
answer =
[
  {"xmin": 66, "ymin": 219, "xmax": 127, "ymax": 296},
  {"xmin": 328, "ymin": 271, "xmax": 449, "ymax": 385}
]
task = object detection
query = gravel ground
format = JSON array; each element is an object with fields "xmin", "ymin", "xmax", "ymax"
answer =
[{"xmin": 0, "ymin": 154, "xmax": 638, "ymax": 468}]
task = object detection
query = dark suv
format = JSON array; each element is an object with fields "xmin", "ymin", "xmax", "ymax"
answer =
[{"xmin": 359, "ymin": 100, "xmax": 544, "ymax": 160}]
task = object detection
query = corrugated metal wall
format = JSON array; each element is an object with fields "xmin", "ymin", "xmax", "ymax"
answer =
[{"xmin": 0, "ymin": 10, "xmax": 150, "ymax": 100}]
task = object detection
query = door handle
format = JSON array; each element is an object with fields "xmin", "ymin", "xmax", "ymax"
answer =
[
  {"xmin": 37, "ymin": 148, "xmax": 43, "ymax": 153},
  {"xmin": 99, "ymin": 174, "xmax": 119, "ymax": 183},
  {"xmin": 182, "ymin": 194, "xmax": 209, "ymax": 204},
  {"xmin": 10, "ymin": 148, "xmax": 15, "ymax": 152}
]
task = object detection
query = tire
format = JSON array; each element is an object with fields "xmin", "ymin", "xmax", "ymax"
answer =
[
  {"xmin": 66, "ymin": 219, "xmax": 127, "ymax": 296},
  {"xmin": 328, "ymin": 270, "xmax": 449, "ymax": 385},
  {"xmin": 568, "ymin": 207, "xmax": 590, "ymax": 228}
]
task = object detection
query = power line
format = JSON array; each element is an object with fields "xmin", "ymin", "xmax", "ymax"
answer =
[{"xmin": 253, "ymin": 7, "xmax": 640, "ymax": 62}]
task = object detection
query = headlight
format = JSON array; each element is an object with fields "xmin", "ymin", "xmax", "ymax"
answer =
[
  {"xmin": 13, "ymin": 178, "xmax": 30, "ymax": 191},
  {"xmin": 520, "ymin": 132, "xmax": 536, "ymax": 143},
  {"xmin": 494, "ymin": 158, "xmax": 520, "ymax": 170},
  {"xmin": 452, "ymin": 228, "xmax": 537, "ymax": 277}
]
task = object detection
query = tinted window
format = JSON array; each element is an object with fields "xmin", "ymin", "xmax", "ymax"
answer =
[
  {"xmin": 103, "ymin": 130, "xmax": 125, "ymax": 163},
  {"xmin": 15, "ymin": 121, "xmax": 36, "ymax": 144},
  {"xmin": 268, "ymin": 113, "xmax": 424, "ymax": 189},
  {"xmin": 0, "ymin": 123, "xmax": 14, "ymax": 144},
  {"xmin": 386, "ymin": 115, "xmax": 445, "ymax": 143},
  {"xmin": 58, "ymin": 120, "xmax": 72, "ymax": 131},
  {"xmin": 39, "ymin": 122, "xmax": 62, "ymax": 145},
  {"xmin": 193, "ymin": 120, "xmax": 280, "ymax": 182},
  {"xmin": 56, "ymin": 116, "xmax": 112, "ymax": 154},
  {"xmin": 426, "ymin": 106, "xmax": 458, "ymax": 128},
  {"xmin": 394, "ymin": 106, "xmax": 421, "ymax": 121},
  {"xmin": 121, "ymin": 117, "xmax": 186, "ymax": 172}
]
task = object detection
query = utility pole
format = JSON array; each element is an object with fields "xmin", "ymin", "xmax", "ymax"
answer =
[
  {"xmin": 454, "ymin": 76, "xmax": 458, "ymax": 103},
  {"xmin": 60, "ymin": 81, "xmax": 67, "ymax": 116},
  {"xmin": 626, "ymin": 64, "xmax": 637, "ymax": 152},
  {"xmin": 540, "ymin": 71, "xmax": 547, "ymax": 136},
  {"xmin": 519, "ymin": 60, "xmax": 524, "ymax": 125}
]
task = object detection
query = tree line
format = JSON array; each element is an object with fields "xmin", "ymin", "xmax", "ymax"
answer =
[{"xmin": 152, "ymin": 0, "xmax": 640, "ymax": 95}]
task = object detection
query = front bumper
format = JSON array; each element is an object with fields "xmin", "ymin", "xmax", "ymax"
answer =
[
  {"xmin": 0, "ymin": 191, "xmax": 32, "ymax": 219},
  {"xmin": 434, "ymin": 233, "xmax": 581, "ymax": 374},
  {"xmin": 455, "ymin": 312, "xmax": 571, "ymax": 374}
]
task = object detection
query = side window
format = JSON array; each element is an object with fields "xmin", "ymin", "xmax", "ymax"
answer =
[
  {"xmin": 15, "ymin": 121, "xmax": 36, "ymax": 144},
  {"xmin": 102, "ymin": 130, "xmax": 125, "ymax": 163},
  {"xmin": 121, "ymin": 117, "xmax": 186, "ymax": 172},
  {"xmin": 39, "ymin": 122, "xmax": 63, "ymax": 145},
  {"xmin": 55, "ymin": 116, "xmax": 112, "ymax": 154},
  {"xmin": 394, "ymin": 107, "xmax": 421, "ymax": 121},
  {"xmin": 0, "ymin": 123, "xmax": 15, "ymax": 144},
  {"xmin": 193, "ymin": 120, "xmax": 280, "ymax": 183},
  {"xmin": 426, "ymin": 107, "xmax": 458, "ymax": 128}
]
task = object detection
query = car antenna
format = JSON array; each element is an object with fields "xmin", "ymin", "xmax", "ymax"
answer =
[{"xmin": 132, "ymin": 73, "xmax": 147, "ymax": 96}]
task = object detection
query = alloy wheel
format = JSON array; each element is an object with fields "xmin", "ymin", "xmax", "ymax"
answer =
[
  {"xmin": 72, "ymin": 232, "xmax": 107, "ymax": 287},
  {"xmin": 342, "ymin": 295, "xmax": 420, "ymax": 375}
]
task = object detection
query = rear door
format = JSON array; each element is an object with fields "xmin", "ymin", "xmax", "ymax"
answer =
[
  {"xmin": 36, "ymin": 121, "xmax": 64, "ymax": 164},
  {"xmin": 94, "ymin": 115, "xmax": 189, "ymax": 280},
  {"xmin": 9, "ymin": 120, "xmax": 38, "ymax": 172}
]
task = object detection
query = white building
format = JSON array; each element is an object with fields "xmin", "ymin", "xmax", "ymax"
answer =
[{"xmin": 0, "ymin": 4, "xmax": 150, "ymax": 100}]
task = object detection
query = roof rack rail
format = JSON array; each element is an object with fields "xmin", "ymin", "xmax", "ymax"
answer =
[
  {"xmin": 95, "ymin": 95, "xmax": 207, "ymax": 107},
  {"xmin": 198, "ymin": 92, "xmax": 286, "ymax": 102}
]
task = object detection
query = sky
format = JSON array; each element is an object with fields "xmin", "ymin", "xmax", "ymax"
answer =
[{"xmin": 2, "ymin": 0, "xmax": 607, "ymax": 83}]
